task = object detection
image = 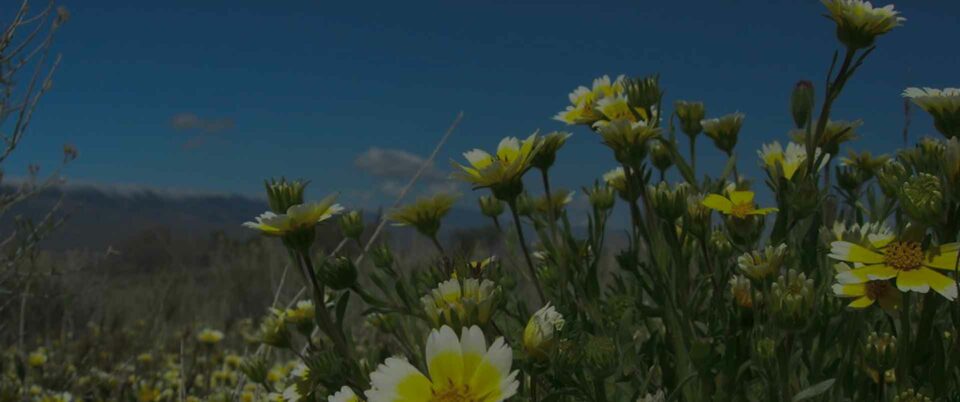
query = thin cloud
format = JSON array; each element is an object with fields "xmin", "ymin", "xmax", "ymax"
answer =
[{"xmin": 354, "ymin": 147, "xmax": 462, "ymax": 198}]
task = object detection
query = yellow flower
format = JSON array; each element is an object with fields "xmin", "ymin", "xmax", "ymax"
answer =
[
  {"xmin": 453, "ymin": 134, "xmax": 540, "ymax": 200},
  {"xmin": 284, "ymin": 300, "xmax": 315, "ymax": 325},
  {"xmin": 363, "ymin": 325, "xmax": 518, "ymax": 402},
  {"xmin": 330, "ymin": 386, "xmax": 362, "ymax": 402},
  {"xmin": 701, "ymin": 191, "xmax": 777, "ymax": 219},
  {"xmin": 832, "ymin": 280, "xmax": 900, "ymax": 309},
  {"xmin": 244, "ymin": 193, "xmax": 344, "ymax": 236},
  {"xmin": 197, "ymin": 328, "xmax": 225, "ymax": 345},
  {"xmin": 701, "ymin": 113, "xmax": 744, "ymax": 155},
  {"xmin": 27, "ymin": 348, "xmax": 47, "ymax": 367},
  {"xmin": 830, "ymin": 235, "xmax": 959, "ymax": 300},
  {"xmin": 729, "ymin": 275, "xmax": 754, "ymax": 308},
  {"xmin": 822, "ymin": 0, "xmax": 904, "ymax": 49},
  {"xmin": 594, "ymin": 94, "xmax": 656, "ymax": 124},
  {"xmin": 903, "ymin": 87, "xmax": 960, "ymax": 139},
  {"xmin": 421, "ymin": 277, "xmax": 499, "ymax": 327}
]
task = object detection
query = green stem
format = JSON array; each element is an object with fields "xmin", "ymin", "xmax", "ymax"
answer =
[
  {"xmin": 508, "ymin": 200, "xmax": 546, "ymax": 304},
  {"xmin": 689, "ymin": 136, "xmax": 697, "ymax": 176}
]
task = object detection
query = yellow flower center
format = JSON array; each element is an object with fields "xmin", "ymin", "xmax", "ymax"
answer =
[
  {"xmin": 730, "ymin": 202, "xmax": 753, "ymax": 219},
  {"xmin": 431, "ymin": 385, "xmax": 477, "ymax": 402},
  {"xmin": 884, "ymin": 241, "xmax": 923, "ymax": 271},
  {"xmin": 865, "ymin": 280, "xmax": 892, "ymax": 300}
]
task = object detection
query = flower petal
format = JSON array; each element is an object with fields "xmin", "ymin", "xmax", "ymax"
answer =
[
  {"xmin": 829, "ymin": 241, "xmax": 885, "ymax": 264},
  {"xmin": 903, "ymin": 267, "xmax": 957, "ymax": 300},
  {"xmin": 832, "ymin": 283, "xmax": 866, "ymax": 297},
  {"xmin": 365, "ymin": 357, "xmax": 431, "ymax": 402},
  {"xmin": 895, "ymin": 268, "xmax": 932, "ymax": 295},
  {"xmin": 728, "ymin": 191, "xmax": 755, "ymax": 205},
  {"xmin": 835, "ymin": 264, "xmax": 898, "ymax": 284},
  {"xmin": 702, "ymin": 194, "xmax": 733, "ymax": 213},
  {"xmin": 922, "ymin": 243, "xmax": 960, "ymax": 271},
  {"xmin": 847, "ymin": 296, "xmax": 876, "ymax": 309},
  {"xmin": 426, "ymin": 326, "xmax": 464, "ymax": 388}
]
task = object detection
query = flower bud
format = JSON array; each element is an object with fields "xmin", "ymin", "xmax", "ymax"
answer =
[
  {"xmin": 790, "ymin": 81, "xmax": 815, "ymax": 129},
  {"xmin": 876, "ymin": 160, "xmax": 907, "ymax": 197},
  {"xmin": 371, "ymin": 244, "xmax": 394, "ymax": 269},
  {"xmin": 256, "ymin": 309, "xmax": 291, "ymax": 349},
  {"xmin": 264, "ymin": 178, "xmax": 308, "ymax": 214},
  {"xmin": 769, "ymin": 269, "xmax": 814, "ymax": 329},
  {"xmin": 531, "ymin": 131, "xmax": 572, "ymax": 171},
  {"xmin": 478, "ymin": 195, "xmax": 504, "ymax": 219},
  {"xmin": 239, "ymin": 356, "xmax": 269, "ymax": 385},
  {"xmin": 864, "ymin": 332, "xmax": 897, "ymax": 372},
  {"xmin": 709, "ymin": 229, "xmax": 733, "ymax": 260},
  {"xmin": 337, "ymin": 210, "xmax": 364, "ymax": 240},
  {"xmin": 284, "ymin": 300, "xmax": 316, "ymax": 335},
  {"xmin": 623, "ymin": 74, "xmax": 663, "ymax": 112},
  {"xmin": 649, "ymin": 140, "xmax": 673, "ymax": 172},
  {"xmin": 892, "ymin": 389, "xmax": 932, "ymax": 402},
  {"xmin": 27, "ymin": 348, "xmax": 47, "ymax": 368},
  {"xmin": 535, "ymin": 189, "xmax": 575, "ymax": 218},
  {"xmin": 898, "ymin": 173, "xmax": 944, "ymax": 225},
  {"xmin": 585, "ymin": 183, "xmax": 616, "ymax": 212},
  {"xmin": 674, "ymin": 100, "xmax": 705, "ymax": 137},
  {"xmin": 737, "ymin": 244, "xmax": 787, "ymax": 281},
  {"xmin": 515, "ymin": 192, "xmax": 534, "ymax": 216},
  {"xmin": 728, "ymin": 275, "xmax": 754, "ymax": 308},
  {"xmin": 754, "ymin": 337, "xmax": 776, "ymax": 360},
  {"xmin": 702, "ymin": 113, "xmax": 744, "ymax": 155},
  {"xmin": 583, "ymin": 335, "xmax": 617, "ymax": 375},
  {"xmin": 523, "ymin": 303, "xmax": 566, "ymax": 360},
  {"xmin": 320, "ymin": 256, "xmax": 358, "ymax": 290},
  {"xmin": 836, "ymin": 165, "xmax": 869, "ymax": 193},
  {"xmin": 648, "ymin": 182, "xmax": 689, "ymax": 221}
]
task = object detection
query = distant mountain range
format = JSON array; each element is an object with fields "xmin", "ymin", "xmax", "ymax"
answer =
[{"xmin": 1, "ymin": 183, "xmax": 490, "ymax": 251}]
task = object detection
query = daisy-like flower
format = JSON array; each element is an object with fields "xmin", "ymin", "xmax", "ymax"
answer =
[
  {"xmin": 593, "ymin": 118, "xmax": 662, "ymax": 165},
  {"xmin": 758, "ymin": 141, "xmax": 829, "ymax": 180},
  {"xmin": 829, "ymin": 234, "xmax": 960, "ymax": 300},
  {"xmin": 364, "ymin": 325, "xmax": 519, "ymax": 402},
  {"xmin": 330, "ymin": 386, "xmax": 362, "ymax": 402},
  {"xmin": 453, "ymin": 134, "xmax": 541, "ymax": 201},
  {"xmin": 821, "ymin": 0, "xmax": 904, "ymax": 49},
  {"xmin": 701, "ymin": 190, "xmax": 778, "ymax": 219},
  {"xmin": 421, "ymin": 277, "xmax": 499, "ymax": 328},
  {"xmin": 244, "ymin": 194, "xmax": 344, "ymax": 236},
  {"xmin": 832, "ymin": 280, "xmax": 900, "ymax": 309},
  {"xmin": 553, "ymin": 75, "xmax": 626, "ymax": 125},
  {"xmin": 389, "ymin": 193, "xmax": 459, "ymax": 239},
  {"xmin": 594, "ymin": 95, "xmax": 657, "ymax": 125},
  {"xmin": 903, "ymin": 87, "xmax": 960, "ymax": 139}
]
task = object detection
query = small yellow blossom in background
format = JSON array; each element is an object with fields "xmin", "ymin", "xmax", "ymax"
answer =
[
  {"xmin": 197, "ymin": 328, "xmax": 225, "ymax": 345},
  {"xmin": 593, "ymin": 118, "xmax": 661, "ymax": 165},
  {"xmin": 903, "ymin": 87, "xmax": 960, "ymax": 139},
  {"xmin": 830, "ymin": 233, "xmax": 960, "ymax": 300},
  {"xmin": 330, "ymin": 386, "xmax": 362, "ymax": 402},
  {"xmin": 821, "ymin": 0, "xmax": 904, "ymax": 49},
  {"xmin": 702, "ymin": 190, "xmax": 777, "ymax": 219},
  {"xmin": 363, "ymin": 325, "xmax": 519, "ymax": 402},
  {"xmin": 27, "ymin": 348, "xmax": 48, "ymax": 367},
  {"xmin": 728, "ymin": 275, "xmax": 754, "ymax": 308},
  {"xmin": 243, "ymin": 193, "xmax": 344, "ymax": 237},
  {"xmin": 283, "ymin": 300, "xmax": 315, "ymax": 326},
  {"xmin": 453, "ymin": 134, "xmax": 541, "ymax": 200},
  {"xmin": 603, "ymin": 167, "xmax": 628, "ymax": 196}
]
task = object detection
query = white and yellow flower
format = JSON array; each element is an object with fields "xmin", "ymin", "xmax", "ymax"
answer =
[
  {"xmin": 244, "ymin": 194, "xmax": 344, "ymax": 236},
  {"xmin": 553, "ymin": 75, "xmax": 626, "ymax": 125},
  {"xmin": 903, "ymin": 87, "xmax": 960, "ymax": 138},
  {"xmin": 830, "ymin": 235, "xmax": 960, "ymax": 300},
  {"xmin": 364, "ymin": 325, "xmax": 519, "ymax": 402},
  {"xmin": 330, "ymin": 386, "xmax": 362, "ymax": 402},
  {"xmin": 821, "ymin": 0, "xmax": 904, "ymax": 49},
  {"xmin": 758, "ymin": 141, "xmax": 829, "ymax": 180},
  {"xmin": 453, "ymin": 134, "xmax": 540, "ymax": 198}
]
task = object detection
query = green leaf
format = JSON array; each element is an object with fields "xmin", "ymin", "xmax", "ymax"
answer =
[
  {"xmin": 335, "ymin": 291, "xmax": 351, "ymax": 329},
  {"xmin": 792, "ymin": 379, "xmax": 835, "ymax": 401}
]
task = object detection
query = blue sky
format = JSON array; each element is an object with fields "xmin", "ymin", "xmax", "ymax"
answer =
[{"xmin": 6, "ymin": 0, "xmax": 960, "ymax": 211}]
